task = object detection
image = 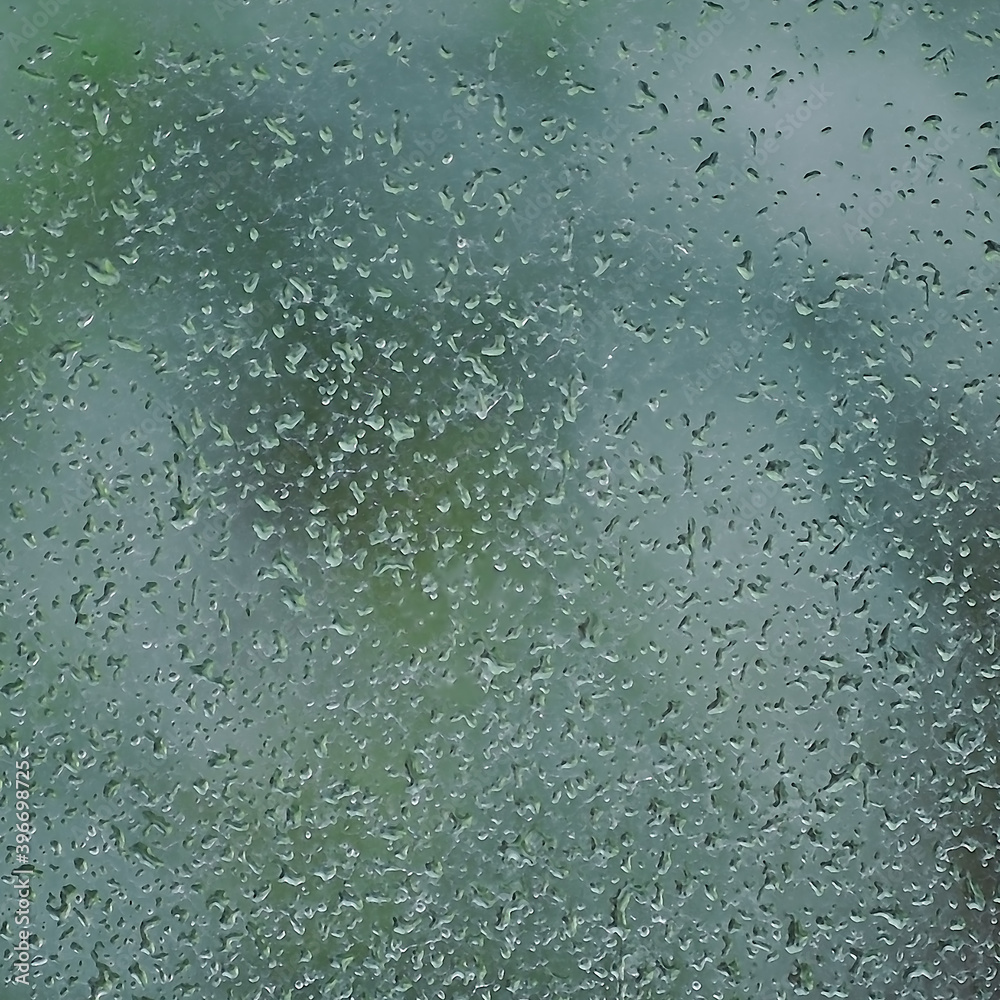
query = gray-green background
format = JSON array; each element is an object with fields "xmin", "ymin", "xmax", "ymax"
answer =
[{"xmin": 1, "ymin": 1, "xmax": 997, "ymax": 997}]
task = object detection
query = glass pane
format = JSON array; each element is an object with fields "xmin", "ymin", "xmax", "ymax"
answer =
[{"xmin": 2, "ymin": 2, "xmax": 996, "ymax": 997}]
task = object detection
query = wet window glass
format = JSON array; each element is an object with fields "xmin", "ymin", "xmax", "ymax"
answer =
[{"xmin": 2, "ymin": 1, "xmax": 998, "ymax": 997}]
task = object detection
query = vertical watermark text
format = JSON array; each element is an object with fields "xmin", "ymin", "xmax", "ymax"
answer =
[{"xmin": 10, "ymin": 747, "xmax": 33, "ymax": 989}]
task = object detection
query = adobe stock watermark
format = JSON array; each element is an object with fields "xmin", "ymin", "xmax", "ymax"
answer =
[
  {"xmin": 842, "ymin": 125, "xmax": 961, "ymax": 245},
  {"xmin": 699, "ymin": 82, "xmax": 834, "ymax": 236},
  {"xmin": 381, "ymin": 100, "xmax": 591, "ymax": 242},
  {"xmin": 866, "ymin": 2, "xmax": 917, "ymax": 44},
  {"xmin": 185, "ymin": 102, "xmax": 314, "ymax": 216},
  {"xmin": 9, "ymin": 746, "xmax": 34, "ymax": 989},
  {"xmin": 767, "ymin": 84, "xmax": 834, "ymax": 142},
  {"xmin": 211, "ymin": 0, "xmax": 389, "ymax": 62},
  {"xmin": 390, "ymin": 96, "xmax": 492, "ymax": 201},
  {"xmin": 731, "ymin": 398, "xmax": 839, "ymax": 525},
  {"xmin": 5, "ymin": 0, "xmax": 73, "ymax": 53},
  {"xmin": 669, "ymin": 0, "xmax": 751, "ymax": 77},
  {"xmin": 679, "ymin": 339, "xmax": 755, "ymax": 410},
  {"xmin": 211, "ymin": 0, "xmax": 247, "ymax": 15},
  {"xmin": 504, "ymin": 141, "xmax": 666, "ymax": 255},
  {"xmin": 678, "ymin": 295, "xmax": 778, "ymax": 411}
]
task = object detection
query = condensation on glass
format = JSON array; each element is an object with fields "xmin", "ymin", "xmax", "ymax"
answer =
[{"xmin": 1, "ymin": 2, "xmax": 997, "ymax": 997}]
